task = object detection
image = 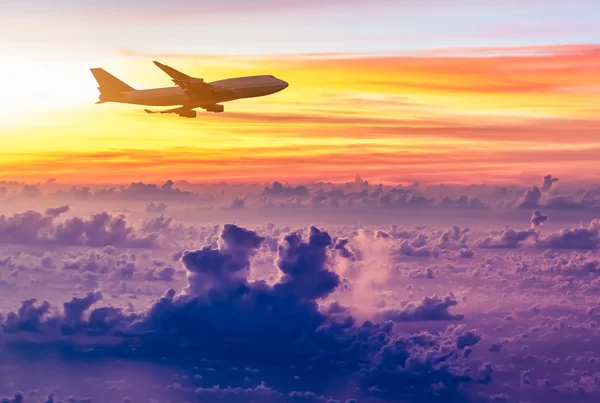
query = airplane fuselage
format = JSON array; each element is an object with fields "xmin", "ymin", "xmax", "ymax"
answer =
[{"xmin": 101, "ymin": 75, "xmax": 288, "ymax": 108}]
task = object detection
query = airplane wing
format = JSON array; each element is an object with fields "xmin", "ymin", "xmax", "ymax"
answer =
[
  {"xmin": 153, "ymin": 61, "xmax": 227, "ymax": 96},
  {"xmin": 144, "ymin": 103, "xmax": 224, "ymax": 117},
  {"xmin": 144, "ymin": 106, "xmax": 185, "ymax": 114},
  {"xmin": 144, "ymin": 106, "xmax": 196, "ymax": 118}
]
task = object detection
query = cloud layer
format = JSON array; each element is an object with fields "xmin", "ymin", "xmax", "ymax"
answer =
[{"xmin": 0, "ymin": 182, "xmax": 599, "ymax": 402}]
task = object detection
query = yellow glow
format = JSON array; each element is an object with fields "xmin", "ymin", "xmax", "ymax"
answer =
[{"xmin": 1, "ymin": 47, "xmax": 599, "ymax": 185}]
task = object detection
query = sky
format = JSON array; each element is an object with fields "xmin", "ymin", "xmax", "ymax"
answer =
[{"xmin": 1, "ymin": 0, "xmax": 600, "ymax": 185}]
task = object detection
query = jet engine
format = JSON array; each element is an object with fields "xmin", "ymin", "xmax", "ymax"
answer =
[
  {"xmin": 205, "ymin": 104, "xmax": 225, "ymax": 113},
  {"xmin": 178, "ymin": 110, "xmax": 197, "ymax": 118}
]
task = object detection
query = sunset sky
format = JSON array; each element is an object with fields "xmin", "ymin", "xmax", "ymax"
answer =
[{"xmin": 1, "ymin": 0, "xmax": 600, "ymax": 185}]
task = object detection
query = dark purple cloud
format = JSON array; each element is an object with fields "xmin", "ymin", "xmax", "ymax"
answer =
[
  {"xmin": 0, "ymin": 224, "xmax": 488, "ymax": 402},
  {"xmin": 145, "ymin": 266, "xmax": 176, "ymax": 282},
  {"xmin": 459, "ymin": 248, "xmax": 474, "ymax": 258},
  {"xmin": 62, "ymin": 291, "xmax": 103, "ymax": 324},
  {"xmin": 332, "ymin": 237, "xmax": 356, "ymax": 261},
  {"xmin": 274, "ymin": 226, "xmax": 340, "ymax": 300},
  {"xmin": 530, "ymin": 210, "xmax": 548, "ymax": 227},
  {"xmin": 0, "ymin": 391, "xmax": 24, "ymax": 403},
  {"xmin": 378, "ymin": 294, "xmax": 464, "ymax": 322},
  {"xmin": 44, "ymin": 205, "xmax": 70, "ymax": 218},
  {"xmin": 541, "ymin": 174, "xmax": 559, "ymax": 191},
  {"xmin": 181, "ymin": 224, "xmax": 264, "ymax": 295},
  {"xmin": 229, "ymin": 198, "xmax": 245, "ymax": 210},
  {"xmin": 2, "ymin": 298, "xmax": 51, "ymax": 334},
  {"xmin": 456, "ymin": 329, "xmax": 482, "ymax": 349}
]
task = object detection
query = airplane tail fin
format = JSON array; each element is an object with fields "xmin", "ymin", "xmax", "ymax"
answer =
[{"xmin": 90, "ymin": 68, "xmax": 134, "ymax": 96}]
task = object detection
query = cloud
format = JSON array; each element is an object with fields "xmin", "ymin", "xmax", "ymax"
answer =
[
  {"xmin": 0, "ymin": 223, "xmax": 488, "ymax": 402},
  {"xmin": 194, "ymin": 382, "xmax": 283, "ymax": 401},
  {"xmin": 0, "ymin": 209, "xmax": 158, "ymax": 248},
  {"xmin": 55, "ymin": 181, "xmax": 193, "ymax": 201},
  {"xmin": 332, "ymin": 237, "xmax": 356, "ymax": 261},
  {"xmin": 20, "ymin": 185, "xmax": 42, "ymax": 199},
  {"xmin": 0, "ymin": 392, "xmax": 24, "ymax": 403},
  {"xmin": 535, "ymin": 220, "xmax": 600, "ymax": 250},
  {"xmin": 2, "ymin": 298, "xmax": 52, "ymax": 334},
  {"xmin": 477, "ymin": 228, "xmax": 538, "ymax": 249},
  {"xmin": 229, "ymin": 198, "xmax": 245, "ymax": 210},
  {"xmin": 410, "ymin": 267, "xmax": 435, "ymax": 279},
  {"xmin": 519, "ymin": 186, "xmax": 542, "ymax": 209},
  {"xmin": 459, "ymin": 248, "xmax": 474, "ymax": 258},
  {"xmin": 4, "ymin": 206, "xmax": 600, "ymax": 402},
  {"xmin": 180, "ymin": 223, "xmax": 264, "ymax": 296},
  {"xmin": 541, "ymin": 174, "xmax": 559, "ymax": 191},
  {"xmin": 145, "ymin": 266, "xmax": 176, "ymax": 282},
  {"xmin": 6, "ymin": 175, "xmax": 600, "ymax": 222},
  {"xmin": 438, "ymin": 195, "xmax": 490, "ymax": 210},
  {"xmin": 456, "ymin": 329, "xmax": 482, "ymax": 349},
  {"xmin": 514, "ymin": 174, "xmax": 600, "ymax": 212},
  {"xmin": 62, "ymin": 291, "xmax": 103, "ymax": 325},
  {"xmin": 274, "ymin": 226, "xmax": 340, "ymax": 300},
  {"xmin": 56, "ymin": 213, "xmax": 158, "ymax": 248},
  {"xmin": 262, "ymin": 182, "xmax": 309, "ymax": 198},
  {"xmin": 530, "ymin": 210, "xmax": 548, "ymax": 227},
  {"xmin": 145, "ymin": 201, "xmax": 167, "ymax": 213},
  {"xmin": 544, "ymin": 195, "xmax": 590, "ymax": 210},
  {"xmin": 44, "ymin": 205, "xmax": 70, "ymax": 218},
  {"xmin": 118, "ymin": 180, "xmax": 193, "ymax": 200},
  {"xmin": 378, "ymin": 294, "xmax": 465, "ymax": 322},
  {"xmin": 397, "ymin": 240, "xmax": 438, "ymax": 257}
]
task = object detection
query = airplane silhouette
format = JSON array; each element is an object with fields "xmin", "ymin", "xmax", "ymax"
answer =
[{"xmin": 91, "ymin": 61, "xmax": 288, "ymax": 118}]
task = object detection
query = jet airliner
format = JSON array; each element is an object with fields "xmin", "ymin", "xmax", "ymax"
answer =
[{"xmin": 90, "ymin": 61, "xmax": 288, "ymax": 118}]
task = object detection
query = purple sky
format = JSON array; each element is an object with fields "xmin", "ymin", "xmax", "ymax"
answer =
[{"xmin": 2, "ymin": 0, "xmax": 600, "ymax": 58}]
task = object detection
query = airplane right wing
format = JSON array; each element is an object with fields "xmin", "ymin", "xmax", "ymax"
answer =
[{"xmin": 153, "ymin": 61, "xmax": 228, "ymax": 97}]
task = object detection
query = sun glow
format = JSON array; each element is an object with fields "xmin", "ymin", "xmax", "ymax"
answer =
[{"xmin": 1, "ymin": 44, "xmax": 599, "ymax": 185}]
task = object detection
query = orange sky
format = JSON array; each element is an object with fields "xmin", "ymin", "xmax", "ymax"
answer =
[{"xmin": 1, "ymin": 44, "xmax": 599, "ymax": 185}]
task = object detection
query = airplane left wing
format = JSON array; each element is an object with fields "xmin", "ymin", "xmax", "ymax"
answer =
[
  {"xmin": 144, "ymin": 103, "xmax": 224, "ymax": 118},
  {"xmin": 144, "ymin": 106, "xmax": 197, "ymax": 118},
  {"xmin": 144, "ymin": 106, "xmax": 185, "ymax": 114}
]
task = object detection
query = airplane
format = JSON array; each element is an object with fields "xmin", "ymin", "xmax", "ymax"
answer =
[{"xmin": 90, "ymin": 61, "xmax": 289, "ymax": 118}]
